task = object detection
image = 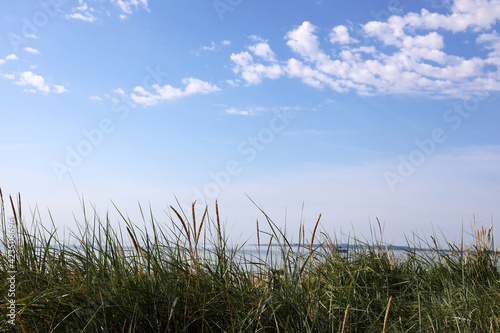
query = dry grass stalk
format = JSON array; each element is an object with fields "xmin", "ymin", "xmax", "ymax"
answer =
[
  {"xmin": 195, "ymin": 206, "xmax": 207, "ymax": 247},
  {"xmin": 491, "ymin": 317, "xmax": 496, "ymax": 333},
  {"xmin": 377, "ymin": 217, "xmax": 383, "ymax": 244},
  {"xmin": 192, "ymin": 201, "xmax": 196, "ymax": 244},
  {"xmin": 171, "ymin": 205, "xmax": 193, "ymax": 255},
  {"xmin": 310, "ymin": 213, "xmax": 322, "ymax": 251},
  {"xmin": 126, "ymin": 226, "xmax": 141, "ymax": 263},
  {"xmin": 17, "ymin": 193, "xmax": 21, "ymax": 229},
  {"xmin": 256, "ymin": 219, "xmax": 260, "ymax": 249},
  {"xmin": 265, "ymin": 234, "xmax": 274, "ymax": 263},
  {"xmin": 302, "ymin": 224, "xmax": 305, "ymax": 255},
  {"xmin": 382, "ymin": 296, "xmax": 392, "ymax": 333},
  {"xmin": 9, "ymin": 194, "xmax": 18, "ymax": 229},
  {"xmin": 0, "ymin": 189, "xmax": 6, "ymax": 246},
  {"xmin": 215, "ymin": 200, "xmax": 222, "ymax": 246},
  {"xmin": 341, "ymin": 304, "xmax": 350, "ymax": 333}
]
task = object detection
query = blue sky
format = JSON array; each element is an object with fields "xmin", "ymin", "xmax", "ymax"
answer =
[{"xmin": 1, "ymin": 0, "xmax": 499, "ymax": 245}]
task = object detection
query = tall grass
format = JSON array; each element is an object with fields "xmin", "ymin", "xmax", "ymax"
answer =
[{"xmin": 0, "ymin": 190, "xmax": 499, "ymax": 332}]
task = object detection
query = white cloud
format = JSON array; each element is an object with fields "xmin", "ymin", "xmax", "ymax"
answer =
[
  {"xmin": 230, "ymin": 51, "xmax": 284, "ymax": 85},
  {"xmin": 477, "ymin": 31, "xmax": 500, "ymax": 65},
  {"xmin": 202, "ymin": 42, "xmax": 216, "ymax": 51},
  {"xmin": 0, "ymin": 59, "xmax": 4, "ymax": 65},
  {"xmin": 53, "ymin": 85, "xmax": 68, "ymax": 94},
  {"xmin": 75, "ymin": 2, "xmax": 88, "ymax": 11},
  {"xmin": 24, "ymin": 47, "xmax": 39, "ymax": 54},
  {"xmin": 194, "ymin": 40, "xmax": 232, "ymax": 55},
  {"xmin": 226, "ymin": 79, "xmax": 241, "ymax": 86},
  {"xmin": 2, "ymin": 73, "xmax": 15, "ymax": 80},
  {"xmin": 329, "ymin": 25, "xmax": 357, "ymax": 44},
  {"xmin": 112, "ymin": 0, "xmax": 149, "ymax": 15},
  {"xmin": 16, "ymin": 71, "xmax": 50, "ymax": 93},
  {"xmin": 285, "ymin": 21, "xmax": 324, "ymax": 63},
  {"xmin": 225, "ymin": 108, "xmax": 254, "ymax": 116},
  {"xmin": 24, "ymin": 34, "xmax": 37, "ymax": 39},
  {"xmin": 225, "ymin": 107, "xmax": 265, "ymax": 116},
  {"xmin": 248, "ymin": 42, "xmax": 277, "ymax": 62},
  {"xmin": 130, "ymin": 78, "xmax": 220, "ymax": 106},
  {"xmin": 286, "ymin": 58, "xmax": 345, "ymax": 92},
  {"xmin": 67, "ymin": 1, "xmax": 97, "ymax": 22},
  {"xmin": 229, "ymin": 0, "xmax": 500, "ymax": 98},
  {"xmin": 67, "ymin": 12, "xmax": 97, "ymax": 22},
  {"xmin": 14, "ymin": 72, "xmax": 67, "ymax": 94},
  {"xmin": 6, "ymin": 54, "xmax": 18, "ymax": 61},
  {"xmin": 89, "ymin": 95, "xmax": 102, "ymax": 101},
  {"xmin": 113, "ymin": 88, "xmax": 126, "ymax": 95}
]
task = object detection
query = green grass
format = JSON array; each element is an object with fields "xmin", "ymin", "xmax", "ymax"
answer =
[{"xmin": 1, "ymin": 190, "xmax": 499, "ymax": 332}]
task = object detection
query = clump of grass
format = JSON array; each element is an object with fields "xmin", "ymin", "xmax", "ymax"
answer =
[{"xmin": 0, "ymin": 190, "xmax": 499, "ymax": 332}]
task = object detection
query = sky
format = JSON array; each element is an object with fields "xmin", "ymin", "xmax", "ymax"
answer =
[{"xmin": 1, "ymin": 0, "xmax": 499, "ymax": 246}]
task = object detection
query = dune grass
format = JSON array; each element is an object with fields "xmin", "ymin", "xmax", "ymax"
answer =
[{"xmin": 0, "ymin": 190, "xmax": 499, "ymax": 332}]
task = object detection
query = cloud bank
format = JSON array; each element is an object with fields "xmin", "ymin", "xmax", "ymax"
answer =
[{"xmin": 230, "ymin": 0, "xmax": 500, "ymax": 98}]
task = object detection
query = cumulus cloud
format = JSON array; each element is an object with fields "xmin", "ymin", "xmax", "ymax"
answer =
[
  {"xmin": 6, "ymin": 54, "xmax": 18, "ymax": 61},
  {"xmin": 230, "ymin": 52, "xmax": 283, "ymax": 85},
  {"xmin": 16, "ymin": 71, "xmax": 50, "ymax": 93},
  {"xmin": 229, "ymin": 0, "xmax": 500, "ymax": 98},
  {"xmin": 14, "ymin": 71, "xmax": 67, "ymax": 94},
  {"xmin": 130, "ymin": 78, "xmax": 220, "ymax": 106},
  {"xmin": 230, "ymin": 38, "xmax": 284, "ymax": 85},
  {"xmin": 248, "ymin": 41, "xmax": 277, "ymax": 61},
  {"xmin": 285, "ymin": 21, "xmax": 324, "ymax": 63},
  {"xmin": 329, "ymin": 25, "xmax": 357, "ymax": 44}
]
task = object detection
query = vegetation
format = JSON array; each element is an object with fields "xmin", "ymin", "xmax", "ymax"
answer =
[{"xmin": 1, "ymin": 190, "xmax": 499, "ymax": 332}]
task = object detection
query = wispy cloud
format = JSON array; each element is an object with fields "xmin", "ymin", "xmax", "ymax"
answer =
[
  {"xmin": 24, "ymin": 47, "xmax": 39, "ymax": 54},
  {"xmin": 229, "ymin": 0, "xmax": 500, "ymax": 98},
  {"xmin": 67, "ymin": 1, "xmax": 97, "ymax": 22},
  {"xmin": 222, "ymin": 105, "xmax": 301, "ymax": 116},
  {"xmin": 130, "ymin": 78, "xmax": 220, "ymax": 106},
  {"xmin": 112, "ymin": 0, "xmax": 149, "ymax": 18},
  {"xmin": 282, "ymin": 129, "xmax": 331, "ymax": 136},
  {"xmin": 224, "ymin": 107, "xmax": 265, "ymax": 116},
  {"xmin": 192, "ymin": 40, "xmax": 232, "ymax": 56},
  {"xmin": 53, "ymin": 85, "xmax": 68, "ymax": 94},
  {"xmin": 1, "ymin": 73, "xmax": 15, "ymax": 80},
  {"xmin": 67, "ymin": 12, "xmax": 97, "ymax": 22}
]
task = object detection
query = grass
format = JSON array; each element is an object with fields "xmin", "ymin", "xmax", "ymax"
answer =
[{"xmin": 1, "ymin": 190, "xmax": 499, "ymax": 332}]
